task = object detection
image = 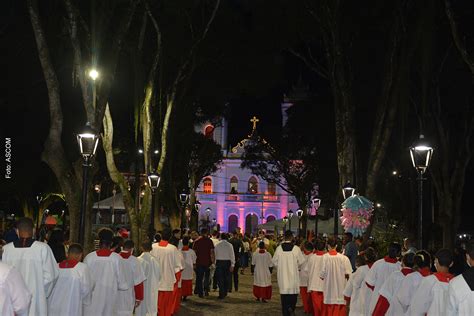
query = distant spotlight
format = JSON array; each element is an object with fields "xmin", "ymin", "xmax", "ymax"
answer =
[
  {"xmin": 376, "ymin": 203, "xmax": 382, "ymax": 208},
  {"xmin": 154, "ymin": 149, "xmax": 159, "ymax": 154},
  {"xmin": 138, "ymin": 149, "xmax": 144, "ymax": 154},
  {"xmin": 392, "ymin": 170, "xmax": 398, "ymax": 175},
  {"xmin": 88, "ymin": 69, "xmax": 99, "ymax": 81},
  {"xmin": 464, "ymin": 234, "xmax": 467, "ymax": 238}
]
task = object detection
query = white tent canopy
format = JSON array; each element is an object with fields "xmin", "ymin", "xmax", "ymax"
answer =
[
  {"xmin": 258, "ymin": 217, "xmax": 343, "ymax": 235},
  {"xmin": 93, "ymin": 193, "xmax": 125, "ymax": 210}
]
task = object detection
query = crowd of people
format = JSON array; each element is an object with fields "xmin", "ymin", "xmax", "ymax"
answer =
[{"xmin": 0, "ymin": 217, "xmax": 473, "ymax": 316}]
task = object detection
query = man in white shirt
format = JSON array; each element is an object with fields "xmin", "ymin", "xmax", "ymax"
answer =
[
  {"xmin": 214, "ymin": 232, "xmax": 235, "ymax": 299},
  {"xmin": 151, "ymin": 229, "xmax": 183, "ymax": 316},
  {"xmin": 272, "ymin": 230, "xmax": 305, "ymax": 316},
  {"xmin": 320, "ymin": 236, "xmax": 353, "ymax": 316},
  {"xmin": 83, "ymin": 228, "xmax": 129, "ymax": 315},
  {"xmin": 210, "ymin": 231, "xmax": 220, "ymax": 291},
  {"xmin": 446, "ymin": 241, "xmax": 474, "ymax": 316},
  {"xmin": 2, "ymin": 217, "xmax": 59, "ymax": 316},
  {"xmin": 136, "ymin": 241, "xmax": 161, "ymax": 316},
  {"xmin": 117, "ymin": 240, "xmax": 146, "ymax": 315},
  {"xmin": 0, "ymin": 261, "xmax": 31, "ymax": 316},
  {"xmin": 48, "ymin": 243, "xmax": 94, "ymax": 316}
]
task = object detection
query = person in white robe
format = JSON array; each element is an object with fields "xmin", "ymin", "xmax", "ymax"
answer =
[
  {"xmin": 84, "ymin": 228, "xmax": 129, "ymax": 315},
  {"xmin": 0, "ymin": 261, "xmax": 31, "ymax": 316},
  {"xmin": 252, "ymin": 241, "xmax": 273, "ymax": 302},
  {"xmin": 408, "ymin": 248, "xmax": 454, "ymax": 315},
  {"xmin": 180, "ymin": 236, "xmax": 197, "ymax": 300},
  {"xmin": 47, "ymin": 243, "xmax": 93, "ymax": 316},
  {"xmin": 272, "ymin": 230, "xmax": 305, "ymax": 316},
  {"xmin": 305, "ymin": 239, "xmax": 326, "ymax": 315},
  {"xmin": 2, "ymin": 217, "xmax": 59, "ymax": 316},
  {"xmin": 364, "ymin": 242, "xmax": 401, "ymax": 315},
  {"xmin": 136, "ymin": 241, "xmax": 161, "ymax": 316},
  {"xmin": 117, "ymin": 240, "xmax": 146, "ymax": 315},
  {"xmin": 446, "ymin": 241, "xmax": 474, "ymax": 316},
  {"xmin": 371, "ymin": 252, "xmax": 415, "ymax": 316},
  {"xmin": 319, "ymin": 237, "xmax": 353, "ymax": 316},
  {"xmin": 395, "ymin": 250, "xmax": 432, "ymax": 313},
  {"xmin": 151, "ymin": 229, "xmax": 183, "ymax": 316},
  {"xmin": 299, "ymin": 241, "xmax": 313, "ymax": 314},
  {"xmin": 343, "ymin": 248, "xmax": 374, "ymax": 316}
]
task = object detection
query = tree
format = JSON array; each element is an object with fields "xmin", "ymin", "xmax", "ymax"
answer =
[{"xmin": 241, "ymin": 117, "xmax": 319, "ymax": 237}]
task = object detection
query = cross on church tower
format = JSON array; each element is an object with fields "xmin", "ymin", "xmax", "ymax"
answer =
[{"xmin": 250, "ymin": 116, "xmax": 260, "ymax": 131}]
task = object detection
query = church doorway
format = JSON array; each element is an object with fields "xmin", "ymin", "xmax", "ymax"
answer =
[
  {"xmin": 266, "ymin": 215, "xmax": 276, "ymax": 223},
  {"xmin": 228, "ymin": 214, "xmax": 238, "ymax": 234},
  {"xmin": 245, "ymin": 213, "xmax": 259, "ymax": 235}
]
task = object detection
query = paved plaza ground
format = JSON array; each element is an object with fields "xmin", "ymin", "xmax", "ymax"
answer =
[{"xmin": 177, "ymin": 270, "xmax": 307, "ymax": 316}]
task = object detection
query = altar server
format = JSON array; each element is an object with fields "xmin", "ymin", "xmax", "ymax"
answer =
[
  {"xmin": 364, "ymin": 242, "xmax": 401, "ymax": 314},
  {"xmin": 84, "ymin": 228, "xmax": 129, "ymax": 315},
  {"xmin": 151, "ymin": 229, "xmax": 183, "ymax": 316},
  {"xmin": 446, "ymin": 241, "xmax": 474, "ymax": 316},
  {"xmin": 252, "ymin": 241, "xmax": 273, "ymax": 302},
  {"xmin": 299, "ymin": 241, "xmax": 314, "ymax": 313},
  {"xmin": 395, "ymin": 250, "xmax": 432, "ymax": 313},
  {"xmin": 306, "ymin": 239, "xmax": 326, "ymax": 316},
  {"xmin": 372, "ymin": 252, "xmax": 415, "ymax": 316},
  {"xmin": 48, "ymin": 243, "xmax": 93, "ymax": 316},
  {"xmin": 272, "ymin": 230, "xmax": 305, "ymax": 316},
  {"xmin": 117, "ymin": 240, "xmax": 146, "ymax": 315},
  {"xmin": 0, "ymin": 261, "xmax": 31, "ymax": 316},
  {"xmin": 408, "ymin": 248, "xmax": 454, "ymax": 315},
  {"xmin": 2, "ymin": 217, "xmax": 59, "ymax": 316},
  {"xmin": 136, "ymin": 241, "xmax": 161, "ymax": 316},
  {"xmin": 180, "ymin": 236, "xmax": 197, "ymax": 300},
  {"xmin": 320, "ymin": 236, "xmax": 353, "ymax": 316}
]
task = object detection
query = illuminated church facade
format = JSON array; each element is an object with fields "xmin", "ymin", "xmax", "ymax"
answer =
[{"xmin": 194, "ymin": 91, "xmax": 308, "ymax": 234}]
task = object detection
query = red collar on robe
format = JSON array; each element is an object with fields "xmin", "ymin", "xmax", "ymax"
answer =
[
  {"xmin": 418, "ymin": 267, "xmax": 431, "ymax": 277},
  {"xmin": 328, "ymin": 249, "xmax": 338, "ymax": 256},
  {"xmin": 59, "ymin": 259, "xmax": 79, "ymax": 269},
  {"xmin": 304, "ymin": 250, "xmax": 313, "ymax": 255},
  {"xmin": 314, "ymin": 250, "xmax": 325, "ymax": 256},
  {"xmin": 401, "ymin": 267, "xmax": 414, "ymax": 276},
  {"xmin": 259, "ymin": 249, "xmax": 266, "ymax": 254},
  {"xmin": 182, "ymin": 246, "xmax": 190, "ymax": 251},
  {"xmin": 434, "ymin": 271, "xmax": 453, "ymax": 283},
  {"xmin": 96, "ymin": 249, "xmax": 113, "ymax": 257},
  {"xmin": 368, "ymin": 262, "xmax": 374, "ymax": 269},
  {"xmin": 120, "ymin": 251, "xmax": 132, "ymax": 259},
  {"xmin": 384, "ymin": 256, "xmax": 398, "ymax": 263},
  {"xmin": 158, "ymin": 241, "xmax": 169, "ymax": 247}
]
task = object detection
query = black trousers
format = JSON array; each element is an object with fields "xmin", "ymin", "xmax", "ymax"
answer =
[
  {"xmin": 195, "ymin": 265, "xmax": 210, "ymax": 295},
  {"xmin": 215, "ymin": 260, "xmax": 231, "ymax": 298},
  {"xmin": 280, "ymin": 294, "xmax": 298, "ymax": 316},
  {"xmin": 229, "ymin": 261, "xmax": 240, "ymax": 291}
]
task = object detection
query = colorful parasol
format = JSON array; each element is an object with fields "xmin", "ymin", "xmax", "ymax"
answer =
[{"xmin": 339, "ymin": 195, "xmax": 374, "ymax": 237}]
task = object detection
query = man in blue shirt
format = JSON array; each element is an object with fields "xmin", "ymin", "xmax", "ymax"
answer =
[{"xmin": 343, "ymin": 232, "xmax": 358, "ymax": 271}]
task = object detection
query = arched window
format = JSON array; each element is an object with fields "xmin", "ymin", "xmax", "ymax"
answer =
[
  {"xmin": 203, "ymin": 177, "xmax": 212, "ymax": 194},
  {"xmin": 230, "ymin": 176, "xmax": 238, "ymax": 194},
  {"xmin": 228, "ymin": 215, "xmax": 238, "ymax": 234},
  {"xmin": 267, "ymin": 182, "xmax": 276, "ymax": 195},
  {"xmin": 204, "ymin": 125, "xmax": 215, "ymax": 139},
  {"xmin": 266, "ymin": 215, "xmax": 276, "ymax": 223},
  {"xmin": 245, "ymin": 214, "xmax": 259, "ymax": 235},
  {"xmin": 248, "ymin": 176, "xmax": 258, "ymax": 194}
]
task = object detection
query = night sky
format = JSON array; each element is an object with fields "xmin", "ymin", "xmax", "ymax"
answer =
[{"xmin": 1, "ymin": 1, "xmax": 473, "ymax": 231}]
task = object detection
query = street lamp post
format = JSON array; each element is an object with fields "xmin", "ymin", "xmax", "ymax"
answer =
[
  {"xmin": 148, "ymin": 172, "xmax": 161, "ymax": 242},
  {"xmin": 194, "ymin": 201, "xmax": 201, "ymax": 231},
  {"xmin": 296, "ymin": 209, "xmax": 303, "ymax": 238},
  {"xmin": 409, "ymin": 134, "xmax": 433, "ymax": 249},
  {"xmin": 339, "ymin": 182, "xmax": 356, "ymax": 237},
  {"xmin": 185, "ymin": 208, "xmax": 191, "ymax": 229},
  {"xmin": 76, "ymin": 122, "xmax": 99, "ymax": 245},
  {"xmin": 288, "ymin": 210, "xmax": 294, "ymax": 234},
  {"xmin": 179, "ymin": 190, "xmax": 190, "ymax": 229},
  {"xmin": 205, "ymin": 207, "xmax": 212, "ymax": 231},
  {"xmin": 312, "ymin": 197, "xmax": 321, "ymax": 238},
  {"xmin": 282, "ymin": 216, "xmax": 288, "ymax": 234}
]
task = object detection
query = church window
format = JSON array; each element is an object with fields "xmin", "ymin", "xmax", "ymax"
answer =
[
  {"xmin": 203, "ymin": 177, "xmax": 212, "ymax": 194},
  {"xmin": 230, "ymin": 176, "xmax": 238, "ymax": 194},
  {"xmin": 248, "ymin": 176, "xmax": 258, "ymax": 194},
  {"xmin": 267, "ymin": 182, "xmax": 276, "ymax": 195}
]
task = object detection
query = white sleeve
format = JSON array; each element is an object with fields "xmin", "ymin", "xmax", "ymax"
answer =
[
  {"xmin": 42, "ymin": 245, "xmax": 60, "ymax": 297},
  {"xmin": 192, "ymin": 250, "xmax": 197, "ymax": 264},
  {"xmin": 116, "ymin": 255, "xmax": 129, "ymax": 291},
  {"xmin": 251, "ymin": 252, "xmax": 257, "ymax": 266},
  {"xmin": 6, "ymin": 267, "xmax": 31, "ymax": 315},
  {"xmin": 320, "ymin": 256, "xmax": 327, "ymax": 280},
  {"xmin": 364, "ymin": 263, "xmax": 376, "ymax": 287},
  {"xmin": 445, "ymin": 282, "xmax": 458, "ymax": 316},
  {"xmin": 344, "ymin": 256, "xmax": 353, "ymax": 275},
  {"xmin": 297, "ymin": 248, "xmax": 306, "ymax": 268},
  {"xmin": 133, "ymin": 259, "xmax": 147, "ymax": 285},
  {"xmin": 230, "ymin": 245, "xmax": 236, "ymax": 267},
  {"xmin": 267, "ymin": 252, "xmax": 273, "ymax": 268},
  {"xmin": 272, "ymin": 247, "xmax": 280, "ymax": 267},
  {"xmin": 80, "ymin": 265, "xmax": 94, "ymax": 306},
  {"xmin": 396, "ymin": 276, "xmax": 413, "ymax": 311},
  {"xmin": 343, "ymin": 272, "xmax": 354, "ymax": 297},
  {"xmin": 408, "ymin": 277, "xmax": 434, "ymax": 315}
]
